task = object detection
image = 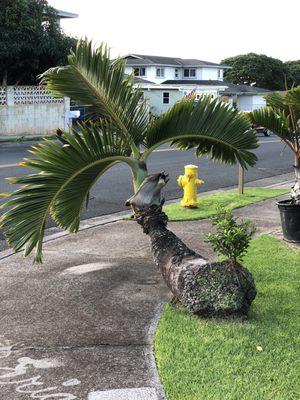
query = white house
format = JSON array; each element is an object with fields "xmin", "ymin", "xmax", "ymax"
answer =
[
  {"xmin": 43, "ymin": 8, "xmax": 78, "ymax": 26},
  {"xmin": 121, "ymin": 54, "xmax": 269, "ymax": 116},
  {"xmin": 123, "ymin": 54, "xmax": 229, "ymax": 84}
]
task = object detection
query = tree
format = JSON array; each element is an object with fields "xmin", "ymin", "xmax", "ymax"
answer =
[
  {"xmin": 285, "ymin": 61, "xmax": 300, "ymax": 87},
  {"xmin": 248, "ymin": 88, "xmax": 300, "ymax": 203},
  {"xmin": 0, "ymin": 0, "xmax": 77, "ymax": 85},
  {"xmin": 222, "ymin": 53, "xmax": 286, "ymax": 90},
  {"xmin": 130, "ymin": 178, "xmax": 257, "ymax": 316},
  {"xmin": 0, "ymin": 39, "xmax": 258, "ymax": 265}
]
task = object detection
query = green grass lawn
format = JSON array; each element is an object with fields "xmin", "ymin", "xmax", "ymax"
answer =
[
  {"xmin": 164, "ymin": 187, "xmax": 288, "ymax": 221},
  {"xmin": 154, "ymin": 236, "xmax": 300, "ymax": 400}
]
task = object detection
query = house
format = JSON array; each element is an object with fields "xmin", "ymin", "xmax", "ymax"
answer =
[
  {"xmin": 43, "ymin": 8, "xmax": 78, "ymax": 26},
  {"xmin": 121, "ymin": 54, "xmax": 269, "ymax": 115}
]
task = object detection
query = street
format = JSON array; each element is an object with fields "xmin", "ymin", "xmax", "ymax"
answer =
[{"xmin": 0, "ymin": 136, "xmax": 293, "ymax": 252}]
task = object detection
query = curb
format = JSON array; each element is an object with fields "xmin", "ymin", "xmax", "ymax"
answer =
[
  {"xmin": 0, "ymin": 134, "xmax": 52, "ymax": 143},
  {"xmin": 145, "ymin": 302, "xmax": 168, "ymax": 400},
  {"xmin": 0, "ymin": 173, "xmax": 293, "ymax": 261}
]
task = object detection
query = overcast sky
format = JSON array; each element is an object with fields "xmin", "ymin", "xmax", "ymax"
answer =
[{"xmin": 48, "ymin": 0, "xmax": 299, "ymax": 62}]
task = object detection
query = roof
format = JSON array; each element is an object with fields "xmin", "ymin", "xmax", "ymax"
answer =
[
  {"xmin": 221, "ymin": 82, "xmax": 271, "ymax": 95},
  {"xmin": 160, "ymin": 80, "xmax": 270, "ymax": 95},
  {"xmin": 122, "ymin": 54, "xmax": 230, "ymax": 69},
  {"xmin": 162, "ymin": 80, "xmax": 227, "ymax": 86},
  {"xmin": 54, "ymin": 9, "xmax": 78, "ymax": 19},
  {"xmin": 133, "ymin": 77, "xmax": 154, "ymax": 84}
]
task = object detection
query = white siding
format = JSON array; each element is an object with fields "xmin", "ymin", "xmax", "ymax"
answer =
[
  {"xmin": 143, "ymin": 89, "xmax": 182, "ymax": 116},
  {"xmin": 237, "ymin": 95, "xmax": 266, "ymax": 111},
  {"xmin": 125, "ymin": 65, "xmax": 178, "ymax": 83},
  {"xmin": 142, "ymin": 86, "xmax": 223, "ymax": 116},
  {"xmin": 125, "ymin": 64, "xmax": 225, "ymax": 83},
  {"xmin": 124, "ymin": 66, "xmax": 150, "ymax": 80},
  {"xmin": 201, "ymin": 68, "xmax": 220, "ymax": 80},
  {"xmin": 251, "ymin": 95, "xmax": 267, "ymax": 110},
  {"xmin": 150, "ymin": 66, "xmax": 177, "ymax": 83}
]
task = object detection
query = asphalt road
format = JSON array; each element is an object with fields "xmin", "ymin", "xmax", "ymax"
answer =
[{"xmin": 0, "ymin": 136, "xmax": 293, "ymax": 251}]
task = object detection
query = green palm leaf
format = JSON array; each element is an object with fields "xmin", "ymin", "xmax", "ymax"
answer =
[
  {"xmin": 285, "ymin": 86, "xmax": 300, "ymax": 110},
  {"xmin": 0, "ymin": 123, "xmax": 135, "ymax": 263},
  {"xmin": 40, "ymin": 39, "xmax": 149, "ymax": 151},
  {"xmin": 265, "ymin": 92, "xmax": 289, "ymax": 111},
  {"xmin": 265, "ymin": 89, "xmax": 300, "ymax": 122},
  {"xmin": 143, "ymin": 96, "xmax": 258, "ymax": 168},
  {"xmin": 248, "ymin": 107, "xmax": 296, "ymax": 142}
]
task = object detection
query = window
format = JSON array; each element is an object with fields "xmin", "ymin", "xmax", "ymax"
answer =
[
  {"xmin": 218, "ymin": 69, "xmax": 222, "ymax": 79},
  {"xmin": 175, "ymin": 68, "xmax": 179, "ymax": 78},
  {"xmin": 183, "ymin": 68, "xmax": 196, "ymax": 78},
  {"xmin": 163, "ymin": 92, "xmax": 170, "ymax": 104},
  {"xmin": 133, "ymin": 67, "xmax": 146, "ymax": 77},
  {"xmin": 156, "ymin": 68, "xmax": 165, "ymax": 78}
]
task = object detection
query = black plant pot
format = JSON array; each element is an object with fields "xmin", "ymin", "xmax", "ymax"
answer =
[{"xmin": 277, "ymin": 199, "xmax": 300, "ymax": 242}]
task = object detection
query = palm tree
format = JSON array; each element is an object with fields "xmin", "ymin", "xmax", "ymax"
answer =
[
  {"xmin": 127, "ymin": 173, "xmax": 256, "ymax": 316},
  {"xmin": 248, "ymin": 88, "xmax": 300, "ymax": 204},
  {"xmin": 0, "ymin": 39, "xmax": 258, "ymax": 263}
]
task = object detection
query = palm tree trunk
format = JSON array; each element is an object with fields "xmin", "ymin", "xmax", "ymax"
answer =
[
  {"xmin": 131, "ymin": 160, "xmax": 148, "ymax": 192},
  {"xmin": 292, "ymin": 156, "xmax": 300, "ymax": 204},
  {"xmin": 129, "ymin": 173, "xmax": 257, "ymax": 316},
  {"xmin": 2, "ymin": 69, "xmax": 8, "ymax": 86}
]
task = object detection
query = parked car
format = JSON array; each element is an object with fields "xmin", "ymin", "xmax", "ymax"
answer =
[{"xmin": 252, "ymin": 124, "xmax": 271, "ymax": 136}]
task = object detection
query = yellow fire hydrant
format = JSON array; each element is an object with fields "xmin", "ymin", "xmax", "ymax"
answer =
[{"xmin": 177, "ymin": 165, "xmax": 204, "ymax": 208}]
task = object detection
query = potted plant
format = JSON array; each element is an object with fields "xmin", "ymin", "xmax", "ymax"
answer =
[{"xmin": 248, "ymin": 87, "xmax": 300, "ymax": 242}]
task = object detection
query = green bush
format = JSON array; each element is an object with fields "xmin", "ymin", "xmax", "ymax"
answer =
[{"xmin": 205, "ymin": 207, "xmax": 256, "ymax": 263}]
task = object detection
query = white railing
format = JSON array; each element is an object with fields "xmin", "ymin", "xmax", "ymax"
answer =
[
  {"xmin": 0, "ymin": 86, "xmax": 64, "ymax": 105},
  {"xmin": 0, "ymin": 87, "xmax": 6, "ymax": 105},
  {"xmin": 13, "ymin": 86, "xmax": 63, "ymax": 104}
]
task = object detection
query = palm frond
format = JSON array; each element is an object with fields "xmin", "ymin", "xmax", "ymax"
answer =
[
  {"xmin": 285, "ymin": 86, "xmax": 300, "ymax": 110},
  {"xmin": 265, "ymin": 89, "xmax": 300, "ymax": 122},
  {"xmin": 40, "ymin": 39, "xmax": 149, "ymax": 149},
  {"xmin": 143, "ymin": 96, "xmax": 258, "ymax": 168},
  {"xmin": 248, "ymin": 107, "xmax": 297, "ymax": 142},
  {"xmin": 0, "ymin": 123, "xmax": 135, "ymax": 263},
  {"xmin": 265, "ymin": 92, "xmax": 289, "ymax": 111}
]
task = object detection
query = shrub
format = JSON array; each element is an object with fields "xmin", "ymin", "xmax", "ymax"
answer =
[{"xmin": 205, "ymin": 207, "xmax": 256, "ymax": 263}]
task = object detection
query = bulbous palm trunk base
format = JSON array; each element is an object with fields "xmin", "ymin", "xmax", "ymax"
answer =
[
  {"xmin": 127, "ymin": 172, "xmax": 256, "ymax": 317},
  {"xmin": 291, "ymin": 164, "xmax": 300, "ymax": 205},
  {"xmin": 181, "ymin": 260, "xmax": 256, "ymax": 316}
]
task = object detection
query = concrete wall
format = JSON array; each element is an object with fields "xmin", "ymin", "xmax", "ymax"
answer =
[{"xmin": 0, "ymin": 86, "xmax": 70, "ymax": 136}]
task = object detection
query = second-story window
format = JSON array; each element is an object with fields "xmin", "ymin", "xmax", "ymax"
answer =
[
  {"xmin": 175, "ymin": 69, "xmax": 179, "ymax": 78},
  {"xmin": 183, "ymin": 68, "xmax": 196, "ymax": 78},
  {"xmin": 218, "ymin": 69, "xmax": 222, "ymax": 79},
  {"xmin": 133, "ymin": 67, "xmax": 146, "ymax": 77},
  {"xmin": 163, "ymin": 92, "xmax": 170, "ymax": 104},
  {"xmin": 156, "ymin": 68, "xmax": 165, "ymax": 78}
]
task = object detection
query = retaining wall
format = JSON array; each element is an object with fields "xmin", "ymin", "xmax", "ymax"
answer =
[{"xmin": 0, "ymin": 86, "xmax": 70, "ymax": 136}]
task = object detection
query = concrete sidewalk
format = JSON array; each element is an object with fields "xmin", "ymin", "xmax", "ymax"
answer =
[{"xmin": 0, "ymin": 184, "xmax": 293, "ymax": 399}]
